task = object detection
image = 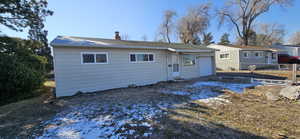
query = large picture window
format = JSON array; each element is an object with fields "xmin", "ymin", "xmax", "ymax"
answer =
[
  {"xmin": 183, "ymin": 55, "xmax": 195, "ymax": 66},
  {"xmin": 130, "ymin": 53, "xmax": 154, "ymax": 63},
  {"xmin": 81, "ymin": 52, "xmax": 108, "ymax": 64}
]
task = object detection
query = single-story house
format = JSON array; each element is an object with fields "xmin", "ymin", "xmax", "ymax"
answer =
[
  {"xmin": 207, "ymin": 44, "xmax": 279, "ymax": 70},
  {"xmin": 270, "ymin": 44, "xmax": 300, "ymax": 56},
  {"xmin": 51, "ymin": 35, "xmax": 216, "ymax": 97}
]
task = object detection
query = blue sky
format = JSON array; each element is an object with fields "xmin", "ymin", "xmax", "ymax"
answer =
[{"xmin": 1, "ymin": 0, "xmax": 300, "ymax": 43}]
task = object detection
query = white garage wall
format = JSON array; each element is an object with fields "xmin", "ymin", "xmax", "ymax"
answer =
[{"xmin": 180, "ymin": 53, "xmax": 215, "ymax": 79}]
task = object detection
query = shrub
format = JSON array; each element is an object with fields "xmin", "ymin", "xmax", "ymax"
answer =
[
  {"xmin": 248, "ymin": 65, "xmax": 257, "ymax": 73},
  {"xmin": 0, "ymin": 37, "xmax": 46, "ymax": 106}
]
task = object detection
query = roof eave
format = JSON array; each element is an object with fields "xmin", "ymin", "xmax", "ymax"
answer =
[
  {"xmin": 51, "ymin": 43, "xmax": 214, "ymax": 52},
  {"xmin": 51, "ymin": 43, "xmax": 166, "ymax": 50},
  {"xmin": 171, "ymin": 49, "xmax": 214, "ymax": 53}
]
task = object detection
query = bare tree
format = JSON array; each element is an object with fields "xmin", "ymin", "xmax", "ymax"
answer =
[
  {"xmin": 255, "ymin": 23, "xmax": 285, "ymax": 46},
  {"xmin": 177, "ymin": 3, "xmax": 211, "ymax": 44},
  {"xmin": 157, "ymin": 10, "xmax": 176, "ymax": 43},
  {"xmin": 217, "ymin": 0, "xmax": 293, "ymax": 46},
  {"xmin": 289, "ymin": 31, "xmax": 300, "ymax": 45},
  {"xmin": 235, "ymin": 29, "xmax": 257, "ymax": 45}
]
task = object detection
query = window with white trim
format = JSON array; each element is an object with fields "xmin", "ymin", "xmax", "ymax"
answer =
[
  {"xmin": 130, "ymin": 53, "xmax": 154, "ymax": 62},
  {"xmin": 254, "ymin": 51, "xmax": 264, "ymax": 57},
  {"xmin": 81, "ymin": 52, "xmax": 108, "ymax": 64},
  {"xmin": 272, "ymin": 52, "xmax": 277, "ymax": 59},
  {"xmin": 220, "ymin": 53, "xmax": 230, "ymax": 59},
  {"xmin": 183, "ymin": 55, "xmax": 195, "ymax": 66},
  {"xmin": 243, "ymin": 51, "xmax": 250, "ymax": 58}
]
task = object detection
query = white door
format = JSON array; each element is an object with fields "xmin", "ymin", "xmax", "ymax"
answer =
[
  {"xmin": 198, "ymin": 57, "xmax": 213, "ymax": 76},
  {"xmin": 172, "ymin": 54, "xmax": 179, "ymax": 77}
]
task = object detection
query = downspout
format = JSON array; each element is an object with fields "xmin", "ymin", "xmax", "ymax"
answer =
[
  {"xmin": 166, "ymin": 51, "xmax": 169, "ymax": 81},
  {"xmin": 238, "ymin": 50, "xmax": 241, "ymax": 70},
  {"xmin": 52, "ymin": 47, "xmax": 57, "ymax": 98}
]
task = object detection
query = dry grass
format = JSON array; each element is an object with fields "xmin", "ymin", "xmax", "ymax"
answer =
[
  {"xmin": 152, "ymin": 71, "xmax": 300, "ymax": 138},
  {"xmin": 206, "ymin": 87, "xmax": 300, "ymax": 138},
  {"xmin": 1, "ymin": 73, "xmax": 300, "ymax": 138},
  {"xmin": 156, "ymin": 85, "xmax": 300, "ymax": 138},
  {"xmin": 0, "ymin": 80, "xmax": 191, "ymax": 138},
  {"xmin": 220, "ymin": 70, "xmax": 300, "ymax": 80},
  {"xmin": 154, "ymin": 94, "xmax": 266, "ymax": 138},
  {"xmin": 0, "ymin": 80, "xmax": 62, "ymax": 137},
  {"xmin": 43, "ymin": 80, "xmax": 56, "ymax": 88}
]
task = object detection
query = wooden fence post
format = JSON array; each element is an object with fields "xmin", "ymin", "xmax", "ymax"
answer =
[{"xmin": 292, "ymin": 64, "xmax": 297, "ymax": 84}]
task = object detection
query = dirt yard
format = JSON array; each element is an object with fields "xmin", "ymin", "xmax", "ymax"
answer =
[
  {"xmin": 218, "ymin": 70, "xmax": 300, "ymax": 80},
  {"xmin": 1, "ymin": 71, "xmax": 300, "ymax": 138}
]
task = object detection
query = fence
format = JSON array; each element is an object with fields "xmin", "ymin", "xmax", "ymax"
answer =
[{"xmin": 251, "ymin": 78, "xmax": 291, "ymax": 85}]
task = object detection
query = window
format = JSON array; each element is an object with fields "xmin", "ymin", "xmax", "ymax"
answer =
[
  {"xmin": 130, "ymin": 53, "xmax": 154, "ymax": 62},
  {"xmin": 272, "ymin": 53, "xmax": 277, "ymax": 59},
  {"xmin": 173, "ymin": 64, "xmax": 179, "ymax": 72},
  {"xmin": 81, "ymin": 52, "xmax": 108, "ymax": 64},
  {"xmin": 220, "ymin": 53, "xmax": 230, "ymax": 59},
  {"xmin": 254, "ymin": 51, "xmax": 264, "ymax": 57},
  {"xmin": 243, "ymin": 51, "xmax": 249, "ymax": 58},
  {"xmin": 82, "ymin": 54, "xmax": 95, "ymax": 63},
  {"xmin": 130, "ymin": 54, "xmax": 136, "ymax": 62},
  {"xmin": 183, "ymin": 55, "xmax": 195, "ymax": 66}
]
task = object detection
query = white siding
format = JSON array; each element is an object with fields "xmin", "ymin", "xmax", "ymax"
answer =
[
  {"xmin": 207, "ymin": 44, "xmax": 240, "ymax": 70},
  {"xmin": 53, "ymin": 47, "xmax": 168, "ymax": 96},
  {"xmin": 180, "ymin": 59, "xmax": 199, "ymax": 79},
  {"xmin": 270, "ymin": 44, "xmax": 299, "ymax": 56}
]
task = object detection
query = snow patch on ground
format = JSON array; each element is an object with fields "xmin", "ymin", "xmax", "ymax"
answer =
[
  {"xmin": 190, "ymin": 81, "xmax": 258, "ymax": 93},
  {"xmin": 161, "ymin": 90, "xmax": 190, "ymax": 96},
  {"xmin": 38, "ymin": 81, "xmax": 259, "ymax": 138},
  {"xmin": 162, "ymin": 81, "xmax": 259, "ymax": 105},
  {"xmin": 38, "ymin": 103, "xmax": 166, "ymax": 139}
]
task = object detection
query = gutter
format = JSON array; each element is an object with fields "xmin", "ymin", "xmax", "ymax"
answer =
[{"xmin": 51, "ymin": 43, "xmax": 214, "ymax": 52}]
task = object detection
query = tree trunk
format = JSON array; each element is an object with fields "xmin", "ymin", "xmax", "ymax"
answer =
[
  {"xmin": 243, "ymin": 36, "xmax": 249, "ymax": 46},
  {"xmin": 167, "ymin": 35, "xmax": 171, "ymax": 44}
]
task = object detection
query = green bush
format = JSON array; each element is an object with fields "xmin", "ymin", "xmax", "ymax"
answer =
[{"xmin": 0, "ymin": 37, "xmax": 46, "ymax": 106}]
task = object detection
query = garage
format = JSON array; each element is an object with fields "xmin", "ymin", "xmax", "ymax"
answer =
[{"xmin": 198, "ymin": 57, "xmax": 213, "ymax": 76}]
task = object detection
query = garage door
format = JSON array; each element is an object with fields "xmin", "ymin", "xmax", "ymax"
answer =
[{"xmin": 198, "ymin": 57, "xmax": 213, "ymax": 76}]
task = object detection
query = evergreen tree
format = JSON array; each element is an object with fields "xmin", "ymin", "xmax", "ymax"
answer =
[
  {"xmin": 218, "ymin": 33, "xmax": 230, "ymax": 45},
  {"xmin": 202, "ymin": 32, "xmax": 214, "ymax": 45},
  {"xmin": 1, "ymin": 0, "xmax": 53, "ymax": 71}
]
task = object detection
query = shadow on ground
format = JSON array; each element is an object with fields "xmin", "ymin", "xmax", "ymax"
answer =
[{"xmin": 153, "ymin": 101, "xmax": 266, "ymax": 139}]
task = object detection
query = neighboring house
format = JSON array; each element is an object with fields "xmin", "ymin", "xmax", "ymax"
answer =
[
  {"xmin": 270, "ymin": 44, "xmax": 300, "ymax": 56},
  {"xmin": 51, "ymin": 35, "xmax": 216, "ymax": 97},
  {"xmin": 207, "ymin": 44, "xmax": 278, "ymax": 70}
]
